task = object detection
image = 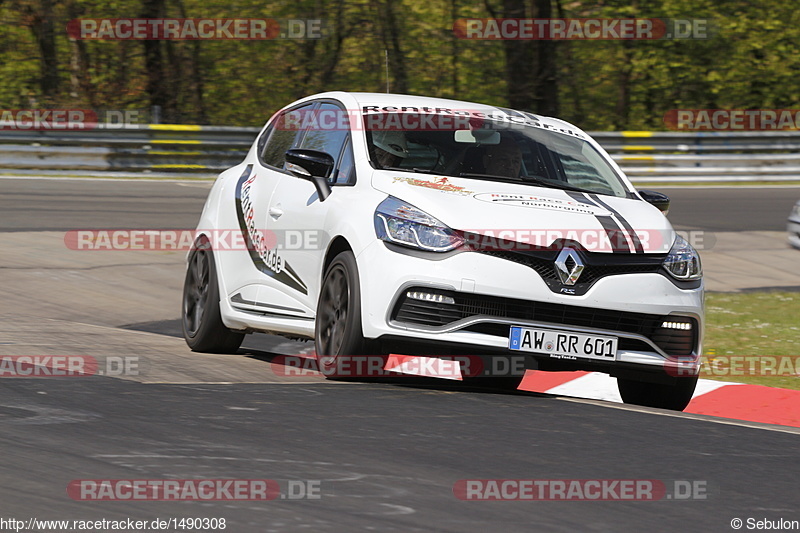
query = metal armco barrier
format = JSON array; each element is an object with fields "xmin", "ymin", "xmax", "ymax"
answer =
[
  {"xmin": 1, "ymin": 126, "xmax": 799, "ymax": 182},
  {"xmin": 0, "ymin": 124, "xmax": 258, "ymax": 174},
  {"xmin": 592, "ymin": 131, "xmax": 800, "ymax": 182}
]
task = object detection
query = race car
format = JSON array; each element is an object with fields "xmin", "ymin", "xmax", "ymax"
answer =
[
  {"xmin": 181, "ymin": 91, "xmax": 704, "ymax": 411},
  {"xmin": 788, "ymin": 200, "xmax": 800, "ymax": 250}
]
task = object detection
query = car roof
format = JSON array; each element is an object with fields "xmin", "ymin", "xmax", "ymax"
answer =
[{"xmin": 290, "ymin": 91, "xmax": 588, "ymax": 140}]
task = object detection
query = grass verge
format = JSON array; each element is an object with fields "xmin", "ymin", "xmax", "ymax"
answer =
[{"xmin": 702, "ymin": 291, "xmax": 800, "ymax": 389}]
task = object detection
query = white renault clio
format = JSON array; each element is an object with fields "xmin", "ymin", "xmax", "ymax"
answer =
[{"xmin": 182, "ymin": 91, "xmax": 704, "ymax": 411}]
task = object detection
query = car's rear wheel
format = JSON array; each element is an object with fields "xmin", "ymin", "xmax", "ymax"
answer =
[
  {"xmin": 617, "ymin": 376, "xmax": 698, "ymax": 411},
  {"xmin": 182, "ymin": 237, "xmax": 244, "ymax": 353},
  {"xmin": 315, "ymin": 251, "xmax": 369, "ymax": 377}
]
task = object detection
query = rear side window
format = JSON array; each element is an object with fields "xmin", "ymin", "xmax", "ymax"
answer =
[{"xmin": 261, "ymin": 103, "xmax": 314, "ymax": 168}]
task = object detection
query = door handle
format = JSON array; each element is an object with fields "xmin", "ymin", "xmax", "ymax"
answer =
[{"xmin": 269, "ymin": 206, "xmax": 284, "ymax": 219}]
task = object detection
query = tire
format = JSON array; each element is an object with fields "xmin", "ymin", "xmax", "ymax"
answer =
[
  {"xmin": 182, "ymin": 237, "xmax": 244, "ymax": 353},
  {"xmin": 617, "ymin": 376, "xmax": 698, "ymax": 411},
  {"xmin": 315, "ymin": 251, "xmax": 369, "ymax": 377}
]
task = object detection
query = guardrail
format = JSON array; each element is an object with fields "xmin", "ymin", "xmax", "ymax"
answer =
[
  {"xmin": 1, "ymin": 126, "xmax": 798, "ymax": 182},
  {"xmin": 0, "ymin": 125, "xmax": 257, "ymax": 174},
  {"xmin": 593, "ymin": 131, "xmax": 800, "ymax": 182}
]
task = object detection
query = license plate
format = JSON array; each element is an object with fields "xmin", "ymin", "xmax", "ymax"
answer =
[{"xmin": 508, "ymin": 326, "xmax": 617, "ymax": 360}]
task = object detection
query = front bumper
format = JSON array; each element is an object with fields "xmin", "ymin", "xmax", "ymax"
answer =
[{"xmin": 356, "ymin": 240, "xmax": 704, "ymax": 375}]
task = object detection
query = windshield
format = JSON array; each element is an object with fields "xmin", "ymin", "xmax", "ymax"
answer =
[{"xmin": 365, "ymin": 113, "xmax": 630, "ymax": 198}]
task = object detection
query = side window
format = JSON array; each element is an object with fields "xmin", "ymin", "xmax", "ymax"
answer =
[
  {"xmin": 300, "ymin": 103, "xmax": 350, "ymax": 178},
  {"xmin": 331, "ymin": 139, "xmax": 355, "ymax": 185},
  {"xmin": 261, "ymin": 103, "xmax": 314, "ymax": 168}
]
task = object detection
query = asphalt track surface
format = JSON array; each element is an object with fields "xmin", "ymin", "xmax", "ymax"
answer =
[
  {"xmin": 1, "ymin": 178, "xmax": 799, "ymax": 532},
  {"xmin": 0, "ymin": 178, "xmax": 798, "ymax": 232}
]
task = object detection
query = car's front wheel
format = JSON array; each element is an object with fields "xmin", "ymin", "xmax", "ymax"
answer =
[
  {"xmin": 617, "ymin": 376, "xmax": 698, "ymax": 411},
  {"xmin": 182, "ymin": 237, "xmax": 244, "ymax": 353},
  {"xmin": 315, "ymin": 251, "xmax": 370, "ymax": 377}
]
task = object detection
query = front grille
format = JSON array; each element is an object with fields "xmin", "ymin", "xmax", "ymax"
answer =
[
  {"xmin": 392, "ymin": 288, "xmax": 697, "ymax": 355},
  {"xmin": 480, "ymin": 248, "xmax": 665, "ymax": 294}
]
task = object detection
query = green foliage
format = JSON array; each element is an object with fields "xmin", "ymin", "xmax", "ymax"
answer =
[{"xmin": 0, "ymin": 0, "xmax": 797, "ymax": 128}]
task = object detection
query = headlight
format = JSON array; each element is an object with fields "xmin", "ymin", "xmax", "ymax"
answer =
[
  {"xmin": 374, "ymin": 196, "xmax": 464, "ymax": 252},
  {"xmin": 663, "ymin": 235, "xmax": 702, "ymax": 280}
]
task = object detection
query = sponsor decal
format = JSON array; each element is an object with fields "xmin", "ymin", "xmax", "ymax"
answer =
[
  {"xmin": 392, "ymin": 176, "xmax": 474, "ymax": 195},
  {"xmin": 361, "ymin": 105, "xmax": 586, "ymax": 139},
  {"xmin": 473, "ymin": 192, "xmax": 608, "ymax": 215},
  {"xmin": 235, "ymin": 166, "xmax": 307, "ymax": 294}
]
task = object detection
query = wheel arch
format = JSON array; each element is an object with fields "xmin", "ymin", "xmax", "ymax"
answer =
[{"xmin": 322, "ymin": 236, "xmax": 354, "ymax": 285}]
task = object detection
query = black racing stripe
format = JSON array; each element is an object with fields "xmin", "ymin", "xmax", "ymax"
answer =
[
  {"xmin": 565, "ymin": 191, "xmax": 636, "ymax": 253},
  {"xmin": 494, "ymin": 106, "xmax": 525, "ymax": 118},
  {"xmin": 596, "ymin": 215, "xmax": 632, "ymax": 254},
  {"xmin": 564, "ymin": 191, "xmax": 628, "ymax": 252},
  {"xmin": 564, "ymin": 191, "xmax": 597, "ymax": 206},
  {"xmin": 521, "ymin": 111, "xmax": 541, "ymax": 122},
  {"xmin": 572, "ymin": 192, "xmax": 633, "ymax": 253},
  {"xmin": 589, "ymin": 194, "xmax": 645, "ymax": 253}
]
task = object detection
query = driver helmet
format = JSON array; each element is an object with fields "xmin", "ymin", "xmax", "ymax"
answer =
[{"xmin": 372, "ymin": 130, "xmax": 409, "ymax": 159}]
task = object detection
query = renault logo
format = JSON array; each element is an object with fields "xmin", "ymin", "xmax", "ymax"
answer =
[{"xmin": 555, "ymin": 247, "xmax": 584, "ymax": 285}]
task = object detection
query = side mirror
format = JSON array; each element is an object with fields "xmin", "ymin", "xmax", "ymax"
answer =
[
  {"xmin": 285, "ymin": 149, "xmax": 334, "ymax": 201},
  {"xmin": 638, "ymin": 189, "xmax": 670, "ymax": 215}
]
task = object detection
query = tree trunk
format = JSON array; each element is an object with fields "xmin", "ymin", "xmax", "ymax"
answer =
[
  {"xmin": 140, "ymin": 0, "xmax": 169, "ymax": 120},
  {"xmin": 65, "ymin": 0, "xmax": 94, "ymax": 106},
  {"xmin": 615, "ymin": 41, "xmax": 633, "ymax": 129},
  {"xmin": 379, "ymin": 0, "xmax": 408, "ymax": 93},
  {"xmin": 533, "ymin": 0, "xmax": 558, "ymax": 116},
  {"xmin": 451, "ymin": 0, "xmax": 459, "ymax": 98},
  {"xmin": 174, "ymin": 0, "xmax": 207, "ymax": 123},
  {"xmin": 501, "ymin": 0, "xmax": 535, "ymax": 110},
  {"xmin": 13, "ymin": 0, "xmax": 60, "ymax": 101}
]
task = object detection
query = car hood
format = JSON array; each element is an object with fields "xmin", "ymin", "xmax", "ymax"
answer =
[{"xmin": 371, "ymin": 171, "xmax": 676, "ymax": 254}]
